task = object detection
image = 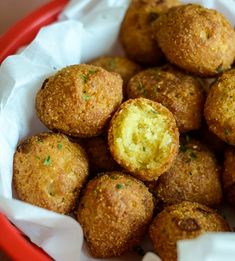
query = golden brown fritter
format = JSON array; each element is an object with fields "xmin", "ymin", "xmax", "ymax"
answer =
[
  {"xmin": 36, "ymin": 64, "xmax": 123, "ymax": 137},
  {"xmin": 153, "ymin": 4, "xmax": 235, "ymax": 77},
  {"xmin": 85, "ymin": 136, "xmax": 120, "ymax": 172},
  {"xmin": 120, "ymin": 0, "xmax": 180, "ymax": 65},
  {"xmin": 204, "ymin": 69, "xmax": 235, "ymax": 145},
  {"xmin": 127, "ymin": 65, "xmax": 205, "ymax": 132},
  {"xmin": 89, "ymin": 56, "xmax": 141, "ymax": 87},
  {"xmin": 108, "ymin": 98, "xmax": 179, "ymax": 181},
  {"xmin": 154, "ymin": 137, "xmax": 222, "ymax": 207},
  {"xmin": 223, "ymin": 148, "xmax": 235, "ymax": 206},
  {"xmin": 13, "ymin": 132, "xmax": 89, "ymax": 214},
  {"xmin": 77, "ymin": 172, "xmax": 154, "ymax": 258},
  {"xmin": 149, "ymin": 201, "xmax": 230, "ymax": 261}
]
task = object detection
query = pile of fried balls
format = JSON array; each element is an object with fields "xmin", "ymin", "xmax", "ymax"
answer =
[{"xmin": 12, "ymin": 1, "xmax": 235, "ymax": 260}]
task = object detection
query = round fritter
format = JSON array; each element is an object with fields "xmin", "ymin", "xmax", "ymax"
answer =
[
  {"xmin": 108, "ymin": 98, "xmax": 179, "ymax": 181},
  {"xmin": 204, "ymin": 69, "xmax": 235, "ymax": 145},
  {"xmin": 13, "ymin": 132, "xmax": 89, "ymax": 214},
  {"xmin": 223, "ymin": 148, "xmax": 235, "ymax": 206},
  {"xmin": 85, "ymin": 136, "xmax": 120, "ymax": 172},
  {"xmin": 89, "ymin": 56, "xmax": 141, "ymax": 87},
  {"xmin": 77, "ymin": 172, "xmax": 154, "ymax": 258},
  {"xmin": 149, "ymin": 201, "xmax": 230, "ymax": 261},
  {"xmin": 120, "ymin": 0, "xmax": 180, "ymax": 65},
  {"xmin": 36, "ymin": 64, "xmax": 123, "ymax": 137},
  {"xmin": 153, "ymin": 4, "xmax": 235, "ymax": 77},
  {"xmin": 127, "ymin": 65, "xmax": 205, "ymax": 132},
  {"xmin": 154, "ymin": 137, "xmax": 222, "ymax": 207}
]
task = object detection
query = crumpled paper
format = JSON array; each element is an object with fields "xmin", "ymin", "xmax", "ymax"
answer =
[{"xmin": 0, "ymin": 0, "xmax": 235, "ymax": 261}]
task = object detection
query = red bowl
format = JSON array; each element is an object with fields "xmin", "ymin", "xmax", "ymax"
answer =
[{"xmin": 0, "ymin": 0, "xmax": 69, "ymax": 260}]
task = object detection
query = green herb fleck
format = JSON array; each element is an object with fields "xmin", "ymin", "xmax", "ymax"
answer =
[
  {"xmin": 88, "ymin": 69, "xmax": 97, "ymax": 75},
  {"xmin": 216, "ymin": 64, "xmax": 224, "ymax": 74},
  {"xmin": 149, "ymin": 109, "xmax": 157, "ymax": 114},
  {"xmin": 116, "ymin": 184, "xmax": 124, "ymax": 189},
  {"xmin": 137, "ymin": 80, "xmax": 144, "ymax": 91},
  {"xmin": 35, "ymin": 156, "xmax": 40, "ymax": 160},
  {"xmin": 224, "ymin": 129, "xmax": 229, "ymax": 136},
  {"xmin": 57, "ymin": 143, "xmax": 63, "ymax": 150},
  {"xmin": 43, "ymin": 156, "xmax": 51, "ymax": 166},
  {"xmin": 190, "ymin": 152, "xmax": 197, "ymax": 160},
  {"xmin": 82, "ymin": 93, "xmax": 90, "ymax": 101},
  {"xmin": 93, "ymin": 188, "xmax": 97, "ymax": 194},
  {"xmin": 80, "ymin": 74, "xmax": 88, "ymax": 83},
  {"xmin": 143, "ymin": 146, "xmax": 146, "ymax": 151},
  {"xmin": 108, "ymin": 59, "xmax": 116, "ymax": 70},
  {"xmin": 143, "ymin": 89, "xmax": 147, "ymax": 97},
  {"xmin": 110, "ymin": 175, "xmax": 118, "ymax": 180},
  {"xmin": 185, "ymin": 134, "xmax": 191, "ymax": 143}
]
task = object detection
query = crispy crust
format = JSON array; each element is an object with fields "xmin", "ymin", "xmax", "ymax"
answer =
[
  {"xmin": 13, "ymin": 132, "xmax": 89, "ymax": 214},
  {"xmin": 153, "ymin": 4, "xmax": 235, "ymax": 77},
  {"xmin": 77, "ymin": 172, "xmax": 154, "ymax": 258},
  {"xmin": 127, "ymin": 65, "xmax": 205, "ymax": 132},
  {"xmin": 108, "ymin": 98, "xmax": 179, "ymax": 181},
  {"xmin": 149, "ymin": 201, "xmax": 230, "ymax": 261},
  {"xmin": 36, "ymin": 64, "xmax": 123, "ymax": 137},
  {"xmin": 204, "ymin": 69, "xmax": 235, "ymax": 145},
  {"xmin": 120, "ymin": 0, "xmax": 180, "ymax": 65},
  {"xmin": 154, "ymin": 138, "xmax": 222, "ymax": 207}
]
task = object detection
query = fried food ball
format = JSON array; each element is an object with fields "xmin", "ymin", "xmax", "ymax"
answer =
[
  {"xmin": 77, "ymin": 172, "xmax": 154, "ymax": 258},
  {"xmin": 153, "ymin": 4, "xmax": 235, "ymax": 77},
  {"xmin": 13, "ymin": 132, "xmax": 89, "ymax": 214},
  {"xmin": 85, "ymin": 136, "xmax": 120, "ymax": 172},
  {"xmin": 120, "ymin": 0, "xmax": 180, "ymax": 65},
  {"xmin": 149, "ymin": 201, "xmax": 230, "ymax": 261},
  {"xmin": 89, "ymin": 56, "xmax": 141, "ymax": 87},
  {"xmin": 204, "ymin": 69, "xmax": 235, "ymax": 145},
  {"xmin": 36, "ymin": 64, "xmax": 123, "ymax": 137},
  {"xmin": 154, "ymin": 137, "xmax": 222, "ymax": 207},
  {"xmin": 223, "ymin": 148, "xmax": 235, "ymax": 206},
  {"xmin": 108, "ymin": 98, "xmax": 179, "ymax": 181},
  {"xmin": 127, "ymin": 65, "xmax": 205, "ymax": 132}
]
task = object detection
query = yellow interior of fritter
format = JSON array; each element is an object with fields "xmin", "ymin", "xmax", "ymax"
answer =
[{"xmin": 113, "ymin": 103, "xmax": 173, "ymax": 170}]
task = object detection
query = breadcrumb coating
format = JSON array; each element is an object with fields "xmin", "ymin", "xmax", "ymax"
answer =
[
  {"xmin": 204, "ymin": 69, "xmax": 235, "ymax": 145},
  {"xmin": 36, "ymin": 64, "xmax": 123, "ymax": 137},
  {"xmin": 13, "ymin": 132, "xmax": 89, "ymax": 214},
  {"xmin": 154, "ymin": 4, "xmax": 235, "ymax": 77},
  {"xmin": 77, "ymin": 172, "xmax": 154, "ymax": 257},
  {"xmin": 154, "ymin": 137, "xmax": 222, "ymax": 207},
  {"xmin": 127, "ymin": 65, "xmax": 205, "ymax": 132},
  {"xmin": 149, "ymin": 201, "xmax": 230, "ymax": 261}
]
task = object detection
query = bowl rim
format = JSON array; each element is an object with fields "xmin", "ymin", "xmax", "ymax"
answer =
[{"xmin": 0, "ymin": 0, "xmax": 69, "ymax": 64}]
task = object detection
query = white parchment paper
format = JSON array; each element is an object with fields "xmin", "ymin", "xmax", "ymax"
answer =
[{"xmin": 1, "ymin": 0, "xmax": 235, "ymax": 261}]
